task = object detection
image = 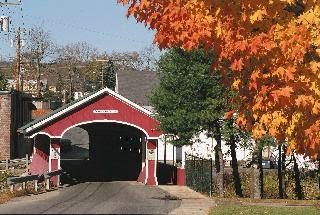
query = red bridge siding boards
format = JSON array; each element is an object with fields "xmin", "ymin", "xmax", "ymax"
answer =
[
  {"xmin": 30, "ymin": 150, "xmax": 49, "ymax": 175},
  {"xmin": 50, "ymin": 143, "xmax": 60, "ymax": 186},
  {"xmin": 41, "ymin": 95, "xmax": 161, "ymax": 139}
]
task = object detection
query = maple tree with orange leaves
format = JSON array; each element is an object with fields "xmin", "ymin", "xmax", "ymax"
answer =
[{"xmin": 118, "ymin": 0, "xmax": 320, "ymax": 159}]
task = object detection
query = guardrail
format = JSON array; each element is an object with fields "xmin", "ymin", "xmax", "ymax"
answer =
[
  {"xmin": 44, "ymin": 169, "xmax": 62, "ymax": 190},
  {"xmin": 6, "ymin": 169, "xmax": 62, "ymax": 193},
  {"xmin": 7, "ymin": 174, "xmax": 41, "ymax": 192}
]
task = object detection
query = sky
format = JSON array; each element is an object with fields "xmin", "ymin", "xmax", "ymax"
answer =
[{"xmin": 0, "ymin": 0, "xmax": 157, "ymax": 59}]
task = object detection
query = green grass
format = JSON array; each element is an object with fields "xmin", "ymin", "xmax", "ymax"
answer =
[{"xmin": 209, "ymin": 205, "xmax": 319, "ymax": 215}]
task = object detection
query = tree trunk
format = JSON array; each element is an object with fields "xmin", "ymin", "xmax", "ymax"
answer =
[
  {"xmin": 293, "ymin": 153, "xmax": 304, "ymax": 200},
  {"xmin": 318, "ymin": 157, "xmax": 320, "ymax": 194},
  {"xmin": 213, "ymin": 123, "xmax": 224, "ymax": 197},
  {"xmin": 36, "ymin": 58, "xmax": 41, "ymax": 97},
  {"xmin": 164, "ymin": 135, "xmax": 167, "ymax": 164},
  {"xmin": 229, "ymin": 134, "xmax": 243, "ymax": 197},
  {"xmin": 252, "ymin": 148, "xmax": 263, "ymax": 199},
  {"xmin": 281, "ymin": 145, "xmax": 288, "ymax": 198},
  {"xmin": 252, "ymin": 165, "xmax": 261, "ymax": 199},
  {"xmin": 258, "ymin": 148, "xmax": 264, "ymax": 198},
  {"xmin": 278, "ymin": 145, "xmax": 284, "ymax": 198}
]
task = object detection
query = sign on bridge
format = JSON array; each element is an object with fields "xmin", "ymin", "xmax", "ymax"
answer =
[{"xmin": 93, "ymin": 110, "xmax": 119, "ymax": 114}]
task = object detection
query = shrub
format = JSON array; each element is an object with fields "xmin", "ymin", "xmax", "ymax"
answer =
[{"xmin": 213, "ymin": 168, "xmax": 319, "ymax": 200}]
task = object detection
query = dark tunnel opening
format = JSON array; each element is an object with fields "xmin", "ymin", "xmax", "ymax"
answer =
[{"xmin": 60, "ymin": 122, "xmax": 146, "ymax": 184}]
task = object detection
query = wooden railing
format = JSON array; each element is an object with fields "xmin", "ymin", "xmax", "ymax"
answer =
[
  {"xmin": 43, "ymin": 169, "xmax": 63, "ymax": 190},
  {"xmin": 7, "ymin": 174, "xmax": 41, "ymax": 192},
  {"xmin": 0, "ymin": 155, "xmax": 30, "ymax": 173},
  {"xmin": 6, "ymin": 169, "xmax": 62, "ymax": 193}
]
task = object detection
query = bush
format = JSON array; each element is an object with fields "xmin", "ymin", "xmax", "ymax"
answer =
[
  {"xmin": 0, "ymin": 172, "xmax": 14, "ymax": 193},
  {"xmin": 263, "ymin": 171, "xmax": 279, "ymax": 199},
  {"xmin": 218, "ymin": 168, "xmax": 319, "ymax": 200},
  {"xmin": 0, "ymin": 172, "xmax": 13, "ymax": 184}
]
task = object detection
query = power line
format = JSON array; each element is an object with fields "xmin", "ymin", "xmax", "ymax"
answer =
[
  {"xmin": 24, "ymin": 14, "xmax": 149, "ymax": 45},
  {"xmin": 0, "ymin": 1, "xmax": 26, "ymax": 89},
  {"xmin": 0, "ymin": 1, "xmax": 27, "ymax": 62}
]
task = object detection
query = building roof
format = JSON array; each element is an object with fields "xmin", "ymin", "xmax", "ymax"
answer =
[
  {"xmin": 32, "ymin": 109, "xmax": 52, "ymax": 119},
  {"xmin": 117, "ymin": 68, "xmax": 159, "ymax": 106},
  {"xmin": 18, "ymin": 87, "xmax": 154, "ymax": 135}
]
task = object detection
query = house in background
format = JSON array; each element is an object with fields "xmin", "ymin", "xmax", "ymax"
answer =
[
  {"xmin": 115, "ymin": 68, "xmax": 159, "ymax": 111},
  {"xmin": 114, "ymin": 69, "xmax": 253, "ymax": 165},
  {"xmin": 7, "ymin": 79, "xmax": 48, "ymax": 96}
]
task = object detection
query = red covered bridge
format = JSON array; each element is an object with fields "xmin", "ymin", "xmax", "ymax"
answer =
[{"xmin": 19, "ymin": 87, "xmax": 166, "ymax": 186}]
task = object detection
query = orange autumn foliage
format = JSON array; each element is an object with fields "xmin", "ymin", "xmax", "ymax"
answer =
[{"xmin": 118, "ymin": 0, "xmax": 320, "ymax": 159}]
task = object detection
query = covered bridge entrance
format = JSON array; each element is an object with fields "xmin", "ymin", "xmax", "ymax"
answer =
[{"xmin": 19, "ymin": 88, "xmax": 162, "ymax": 186}]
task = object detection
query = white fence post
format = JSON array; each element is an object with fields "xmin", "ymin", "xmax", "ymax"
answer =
[
  {"xmin": 46, "ymin": 178, "xmax": 50, "ymax": 190},
  {"xmin": 34, "ymin": 180, "xmax": 38, "ymax": 192}
]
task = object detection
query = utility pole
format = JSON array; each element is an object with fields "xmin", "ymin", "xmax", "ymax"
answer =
[
  {"xmin": 101, "ymin": 63, "xmax": 104, "ymax": 88},
  {"xmin": 15, "ymin": 27, "xmax": 21, "ymax": 91},
  {"xmin": 0, "ymin": 1, "xmax": 22, "ymax": 90}
]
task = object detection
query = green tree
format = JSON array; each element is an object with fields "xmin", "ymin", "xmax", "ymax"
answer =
[
  {"xmin": 82, "ymin": 59, "xmax": 116, "ymax": 92},
  {"xmin": 150, "ymin": 47, "xmax": 228, "ymax": 196},
  {"xmin": 101, "ymin": 60, "xmax": 116, "ymax": 90}
]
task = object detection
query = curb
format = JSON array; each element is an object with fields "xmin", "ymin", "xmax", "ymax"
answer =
[{"xmin": 159, "ymin": 185, "xmax": 216, "ymax": 215}]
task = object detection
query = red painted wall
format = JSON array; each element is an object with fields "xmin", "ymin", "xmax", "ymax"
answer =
[
  {"xmin": 50, "ymin": 159, "xmax": 59, "ymax": 186},
  {"xmin": 137, "ymin": 162, "xmax": 146, "ymax": 183},
  {"xmin": 146, "ymin": 140, "xmax": 157, "ymax": 185},
  {"xmin": 30, "ymin": 149, "xmax": 49, "ymax": 175},
  {"xmin": 176, "ymin": 167, "xmax": 186, "ymax": 186},
  {"xmin": 50, "ymin": 143, "xmax": 60, "ymax": 186},
  {"xmin": 40, "ymin": 94, "xmax": 162, "ymax": 138}
]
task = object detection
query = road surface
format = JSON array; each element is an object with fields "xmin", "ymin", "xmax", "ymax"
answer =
[{"xmin": 0, "ymin": 181, "xmax": 181, "ymax": 214}]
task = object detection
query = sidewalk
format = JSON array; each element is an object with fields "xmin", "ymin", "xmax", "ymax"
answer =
[{"xmin": 159, "ymin": 185, "xmax": 216, "ymax": 215}]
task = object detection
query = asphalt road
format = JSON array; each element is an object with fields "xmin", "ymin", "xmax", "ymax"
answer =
[{"xmin": 0, "ymin": 181, "xmax": 181, "ymax": 214}]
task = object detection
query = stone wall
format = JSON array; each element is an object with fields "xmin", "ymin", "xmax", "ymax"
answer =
[
  {"xmin": 0, "ymin": 91, "xmax": 33, "ymax": 160},
  {"xmin": 0, "ymin": 92, "xmax": 12, "ymax": 160}
]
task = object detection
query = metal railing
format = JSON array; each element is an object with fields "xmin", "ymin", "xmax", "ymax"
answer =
[{"xmin": 185, "ymin": 153, "xmax": 213, "ymax": 196}]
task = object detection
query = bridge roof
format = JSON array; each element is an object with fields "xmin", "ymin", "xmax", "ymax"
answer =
[{"xmin": 18, "ymin": 87, "xmax": 160, "ymax": 138}]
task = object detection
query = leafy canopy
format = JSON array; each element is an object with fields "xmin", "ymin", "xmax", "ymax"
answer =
[
  {"xmin": 83, "ymin": 59, "xmax": 116, "ymax": 92},
  {"xmin": 150, "ymin": 48, "xmax": 227, "ymax": 146},
  {"xmin": 102, "ymin": 60, "xmax": 116, "ymax": 91},
  {"xmin": 118, "ymin": 0, "xmax": 320, "ymax": 158}
]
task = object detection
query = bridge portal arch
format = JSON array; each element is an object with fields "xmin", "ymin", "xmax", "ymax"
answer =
[{"xmin": 19, "ymin": 88, "xmax": 162, "ymax": 185}]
